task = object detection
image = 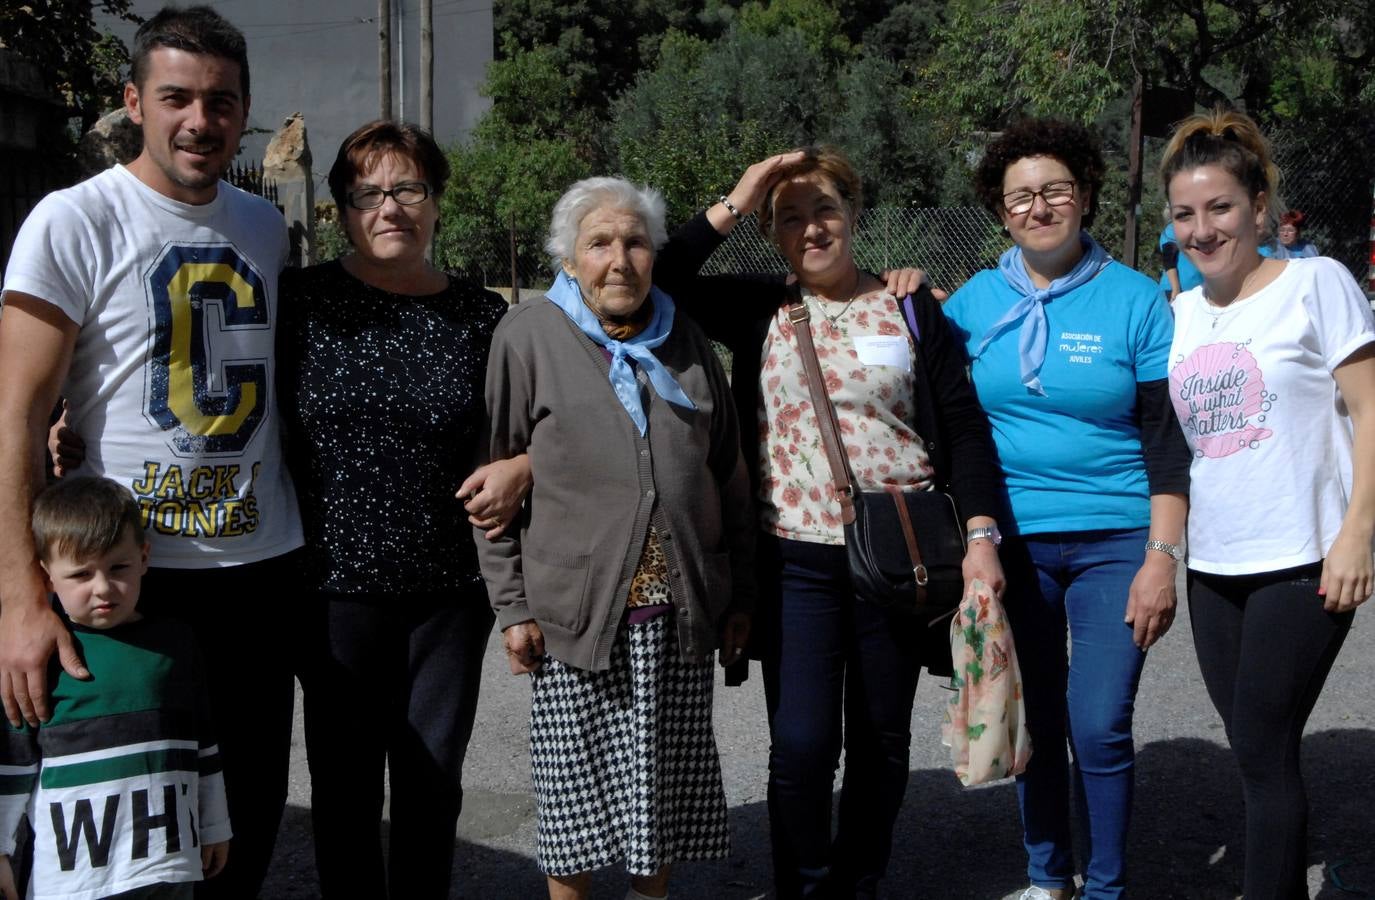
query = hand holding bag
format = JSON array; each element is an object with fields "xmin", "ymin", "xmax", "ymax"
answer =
[
  {"xmin": 787, "ymin": 288, "xmax": 966, "ymax": 629},
  {"xmin": 941, "ymin": 578, "xmax": 1032, "ymax": 785}
]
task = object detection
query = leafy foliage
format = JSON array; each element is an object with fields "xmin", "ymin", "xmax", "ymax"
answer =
[
  {"xmin": 446, "ymin": 0, "xmax": 1372, "ymax": 283},
  {"xmin": 433, "ymin": 43, "xmax": 591, "ymax": 281},
  {"xmin": 0, "ymin": 0, "xmax": 140, "ymax": 130}
]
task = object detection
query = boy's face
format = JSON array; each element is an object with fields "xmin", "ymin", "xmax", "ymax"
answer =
[{"xmin": 42, "ymin": 531, "xmax": 149, "ymax": 629}]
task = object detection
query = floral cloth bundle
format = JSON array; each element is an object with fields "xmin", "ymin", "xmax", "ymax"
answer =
[{"xmin": 941, "ymin": 579, "xmax": 1033, "ymax": 785}]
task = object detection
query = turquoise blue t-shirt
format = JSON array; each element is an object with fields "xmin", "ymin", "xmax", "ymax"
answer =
[{"xmin": 944, "ymin": 260, "xmax": 1174, "ymax": 536}]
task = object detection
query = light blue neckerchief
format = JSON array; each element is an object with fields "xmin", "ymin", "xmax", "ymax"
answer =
[
  {"xmin": 545, "ymin": 270, "xmax": 696, "ymax": 436},
  {"xmin": 973, "ymin": 232, "xmax": 1111, "ymax": 396}
]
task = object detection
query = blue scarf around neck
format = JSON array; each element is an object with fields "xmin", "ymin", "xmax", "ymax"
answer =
[
  {"xmin": 545, "ymin": 270, "xmax": 696, "ymax": 436},
  {"xmin": 973, "ymin": 232, "xmax": 1112, "ymax": 396}
]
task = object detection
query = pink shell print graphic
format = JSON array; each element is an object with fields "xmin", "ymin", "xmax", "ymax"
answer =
[{"xmin": 1169, "ymin": 342, "xmax": 1275, "ymax": 459}]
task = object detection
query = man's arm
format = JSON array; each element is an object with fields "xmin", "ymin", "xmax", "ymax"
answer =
[{"xmin": 0, "ymin": 293, "xmax": 88, "ymax": 726}]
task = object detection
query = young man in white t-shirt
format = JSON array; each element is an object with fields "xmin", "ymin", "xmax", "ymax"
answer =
[{"xmin": 0, "ymin": 7, "xmax": 300, "ymax": 896}]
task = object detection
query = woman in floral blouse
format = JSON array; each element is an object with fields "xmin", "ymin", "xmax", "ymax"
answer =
[{"xmin": 654, "ymin": 147, "xmax": 1005, "ymax": 898}]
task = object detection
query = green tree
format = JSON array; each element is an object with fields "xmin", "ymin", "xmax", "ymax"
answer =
[
  {"xmin": 494, "ymin": 0, "xmax": 739, "ymax": 131},
  {"xmin": 826, "ymin": 53, "xmax": 943, "ymax": 208},
  {"xmin": 434, "ymin": 44, "xmax": 592, "ymax": 282},
  {"xmin": 916, "ymin": 0, "xmax": 1373, "ymax": 134},
  {"xmin": 735, "ymin": 0, "xmax": 853, "ymax": 64},
  {"xmin": 916, "ymin": 0, "xmax": 1126, "ymax": 134},
  {"xmin": 0, "ymin": 0, "xmax": 139, "ymax": 131},
  {"xmin": 611, "ymin": 26, "xmax": 840, "ymax": 225},
  {"xmin": 860, "ymin": 1, "xmax": 947, "ymax": 67}
]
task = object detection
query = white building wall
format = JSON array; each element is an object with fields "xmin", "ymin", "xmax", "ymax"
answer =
[{"xmin": 97, "ymin": 0, "xmax": 492, "ymax": 186}]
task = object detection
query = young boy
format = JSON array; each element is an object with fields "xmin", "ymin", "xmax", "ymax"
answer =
[{"xmin": 0, "ymin": 477, "xmax": 229, "ymax": 900}]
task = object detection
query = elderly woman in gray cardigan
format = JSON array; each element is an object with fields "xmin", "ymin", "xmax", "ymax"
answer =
[{"xmin": 475, "ymin": 176, "xmax": 754, "ymax": 900}]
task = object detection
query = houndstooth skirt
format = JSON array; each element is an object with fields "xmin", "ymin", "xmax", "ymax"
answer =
[{"xmin": 528, "ymin": 613, "xmax": 731, "ymax": 876}]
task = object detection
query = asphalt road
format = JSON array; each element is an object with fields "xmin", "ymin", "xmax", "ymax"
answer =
[{"xmin": 262, "ymin": 574, "xmax": 1375, "ymax": 899}]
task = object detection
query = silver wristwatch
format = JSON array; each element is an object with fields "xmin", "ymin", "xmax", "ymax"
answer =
[
  {"xmin": 966, "ymin": 524, "xmax": 1002, "ymax": 546},
  {"xmin": 1144, "ymin": 539, "xmax": 1184, "ymax": 562}
]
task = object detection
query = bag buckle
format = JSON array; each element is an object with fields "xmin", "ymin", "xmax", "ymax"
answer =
[
  {"xmin": 788, "ymin": 304, "xmax": 810, "ymax": 324},
  {"xmin": 914, "ymin": 564, "xmax": 929, "ymax": 586}
]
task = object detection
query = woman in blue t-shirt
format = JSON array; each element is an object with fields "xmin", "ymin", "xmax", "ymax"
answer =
[{"xmin": 942, "ymin": 118, "xmax": 1190, "ymax": 900}]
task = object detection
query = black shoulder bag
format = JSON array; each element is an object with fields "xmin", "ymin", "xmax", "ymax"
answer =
[{"xmin": 787, "ymin": 286, "xmax": 966, "ymax": 632}]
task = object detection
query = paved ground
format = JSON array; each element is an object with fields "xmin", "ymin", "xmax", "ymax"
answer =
[{"xmin": 262, "ymin": 576, "xmax": 1375, "ymax": 899}]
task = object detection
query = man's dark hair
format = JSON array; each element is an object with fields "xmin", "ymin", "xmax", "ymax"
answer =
[
  {"xmin": 130, "ymin": 5, "xmax": 250, "ymax": 100},
  {"xmin": 32, "ymin": 477, "xmax": 146, "ymax": 564}
]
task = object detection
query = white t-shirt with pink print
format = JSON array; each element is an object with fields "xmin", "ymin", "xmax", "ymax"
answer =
[{"xmin": 1168, "ymin": 256, "xmax": 1375, "ymax": 575}]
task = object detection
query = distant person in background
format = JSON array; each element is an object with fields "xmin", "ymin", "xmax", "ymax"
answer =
[
  {"xmin": 1275, "ymin": 209, "xmax": 1320, "ymax": 258},
  {"xmin": 1158, "ymin": 219, "xmax": 1202, "ymax": 300}
]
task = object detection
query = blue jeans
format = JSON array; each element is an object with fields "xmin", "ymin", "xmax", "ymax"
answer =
[
  {"xmin": 760, "ymin": 538, "xmax": 922, "ymax": 899},
  {"xmin": 1001, "ymin": 528, "xmax": 1150, "ymax": 899}
]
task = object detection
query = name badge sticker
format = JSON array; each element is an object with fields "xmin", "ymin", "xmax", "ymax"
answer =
[{"xmin": 852, "ymin": 335, "xmax": 910, "ymax": 371}]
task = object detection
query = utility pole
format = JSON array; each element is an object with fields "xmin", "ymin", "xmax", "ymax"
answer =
[
  {"xmin": 420, "ymin": 0, "xmax": 433, "ymax": 133},
  {"xmin": 378, "ymin": 0, "xmax": 392, "ymax": 120},
  {"xmin": 509, "ymin": 210, "xmax": 519, "ymax": 303},
  {"xmin": 1124, "ymin": 74, "xmax": 1144, "ymax": 268}
]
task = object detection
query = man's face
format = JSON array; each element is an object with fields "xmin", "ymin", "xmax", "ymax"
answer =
[{"xmin": 124, "ymin": 47, "xmax": 248, "ymax": 205}]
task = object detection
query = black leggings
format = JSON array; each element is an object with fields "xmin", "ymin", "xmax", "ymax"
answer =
[{"xmin": 1188, "ymin": 563, "xmax": 1353, "ymax": 900}]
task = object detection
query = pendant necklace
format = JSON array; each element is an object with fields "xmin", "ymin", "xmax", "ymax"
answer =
[
  {"xmin": 1202, "ymin": 301, "xmax": 1235, "ymax": 330},
  {"xmin": 812, "ymin": 271, "xmax": 864, "ymax": 327},
  {"xmin": 1202, "ymin": 263, "xmax": 1264, "ymax": 330}
]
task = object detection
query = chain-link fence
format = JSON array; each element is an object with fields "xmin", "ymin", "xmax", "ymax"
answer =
[
  {"xmin": 493, "ymin": 140, "xmax": 1372, "ymax": 297},
  {"xmin": 499, "ymin": 206, "xmax": 1006, "ymax": 297},
  {"xmin": 1270, "ymin": 134, "xmax": 1372, "ymax": 282},
  {"xmin": 701, "ymin": 207, "xmax": 1003, "ymax": 290}
]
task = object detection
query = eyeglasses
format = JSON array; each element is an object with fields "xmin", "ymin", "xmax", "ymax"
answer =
[
  {"xmin": 1002, "ymin": 180, "xmax": 1076, "ymax": 216},
  {"xmin": 346, "ymin": 181, "xmax": 431, "ymax": 210}
]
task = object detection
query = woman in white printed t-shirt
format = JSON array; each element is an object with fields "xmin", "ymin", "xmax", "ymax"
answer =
[{"xmin": 1160, "ymin": 108, "xmax": 1375, "ymax": 900}]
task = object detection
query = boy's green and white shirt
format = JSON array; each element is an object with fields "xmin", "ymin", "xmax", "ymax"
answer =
[{"xmin": 0, "ymin": 618, "xmax": 230, "ymax": 900}]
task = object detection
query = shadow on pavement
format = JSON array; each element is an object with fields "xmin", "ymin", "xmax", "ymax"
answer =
[{"xmin": 265, "ymin": 728, "xmax": 1374, "ymax": 899}]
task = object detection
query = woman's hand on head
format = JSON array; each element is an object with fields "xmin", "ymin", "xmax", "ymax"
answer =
[
  {"xmin": 1319, "ymin": 529, "xmax": 1374, "ymax": 614},
  {"xmin": 503, "ymin": 620, "xmax": 545, "ymax": 675},
  {"xmin": 709, "ymin": 151, "xmax": 810, "ymax": 234},
  {"xmin": 457, "ymin": 454, "xmax": 532, "ymax": 540}
]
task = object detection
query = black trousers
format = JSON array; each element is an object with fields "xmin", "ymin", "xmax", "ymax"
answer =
[
  {"xmin": 139, "ymin": 551, "xmax": 301, "ymax": 900},
  {"xmin": 1188, "ymin": 562, "xmax": 1353, "ymax": 900},
  {"xmin": 297, "ymin": 587, "xmax": 493, "ymax": 899},
  {"xmin": 760, "ymin": 538, "xmax": 921, "ymax": 900}
]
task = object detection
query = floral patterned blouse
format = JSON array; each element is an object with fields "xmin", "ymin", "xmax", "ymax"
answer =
[{"xmin": 757, "ymin": 289, "xmax": 935, "ymax": 545}]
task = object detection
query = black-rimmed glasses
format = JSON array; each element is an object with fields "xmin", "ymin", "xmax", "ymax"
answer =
[
  {"xmin": 347, "ymin": 181, "xmax": 431, "ymax": 210},
  {"xmin": 1002, "ymin": 180, "xmax": 1076, "ymax": 216}
]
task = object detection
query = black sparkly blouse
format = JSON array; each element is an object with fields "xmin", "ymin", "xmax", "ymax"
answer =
[{"xmin": 278, "ymin": 260, "xmax": 507, "ymax": 595}]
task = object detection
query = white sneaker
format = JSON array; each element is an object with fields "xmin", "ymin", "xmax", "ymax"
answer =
[{"xmin": 1018, "ymin": 889, "xmax": 1073, "ymax": 900}]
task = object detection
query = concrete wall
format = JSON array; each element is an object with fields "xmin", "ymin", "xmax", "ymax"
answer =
[{"xmin": 96, "ymin": 0, "xmax": 492, "ymax": 185}]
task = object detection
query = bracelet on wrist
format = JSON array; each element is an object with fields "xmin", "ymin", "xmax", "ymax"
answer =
[
  {"xmin": 717, "ymin": 195, "xmax": 743, "ymax": 222},
  {"xmin": 1144, "ymin": 539, "xmax": 1184, "ymax": 562}
]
